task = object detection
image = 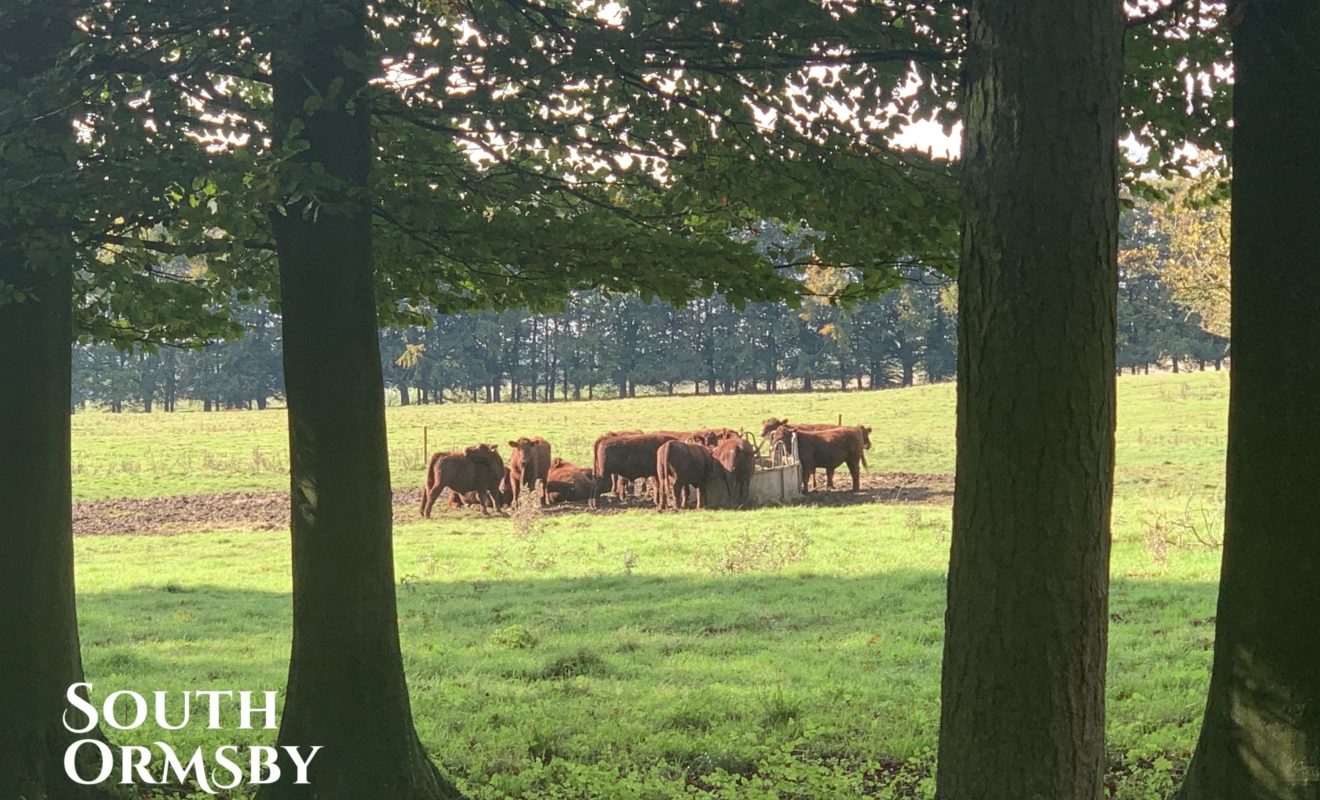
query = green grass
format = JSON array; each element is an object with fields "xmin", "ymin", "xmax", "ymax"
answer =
[{"xmin": 70, "ymin": 371, "xmax": 1231, "ymax": 798}]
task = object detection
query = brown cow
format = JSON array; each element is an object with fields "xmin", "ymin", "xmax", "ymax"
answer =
[
  {"xmin": 771, "ymin": 426, "xmax": 871, "ymax": 492},
  {"xmin": 593, "ymin": 433, "xmax": 679, "ymax": 506},
  {"xmin": 449, "ymin": 467, "xmax": 514, "ymax": 509},
  {"xmin": 420, "ymin": 444, "xmax": 506, "ymax": 517},
  {"xmin": 544, "ymin": 458, "xmax": 599, "ymax": 503},
  {"xmin": 713, "ymin": 437, "xmax": 756, "ymax": 508},
  {"xmin": 656, "ymin": 439, "xmax": 728, "ymax": 511},
  {"xmin": 592, "ymin": 430, "xmax": 645, "ymax": 498},
  {"xmin": 507, "ymin": 436, "xmax": 552, "ymax": 505}
]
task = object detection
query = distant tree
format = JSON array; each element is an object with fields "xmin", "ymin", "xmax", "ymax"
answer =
[
  {"xmin": 1156, "ymin": 182, "xmax": 1230, "ymax": 340},
  {"xmin": 1120, "ymin": 198, "xmax": 1228, "ymax": 373}
]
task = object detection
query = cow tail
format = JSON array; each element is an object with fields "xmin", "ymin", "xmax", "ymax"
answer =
[
  {"xmin": 861, "ymin": 451, "xmax": 868, "ymax": 470},
  {"xmin": 655, "ymin": 455, "xmax": 668, "ymax": 509},
  {"xmin": 425, "ymin": 451, "xmax": 443, "ymax": 488},
  {"xmin": 591, "ymin": 442, "xmax": 603, "ymax": 508},
  {"xmin": 421, "ymin": 452, "xmax": 443, "ymax": 512}
]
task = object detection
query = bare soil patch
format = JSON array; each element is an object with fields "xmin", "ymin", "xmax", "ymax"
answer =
[{"xmin": 72, "ymin": 472, "xmax": 953, "ymax": 537}]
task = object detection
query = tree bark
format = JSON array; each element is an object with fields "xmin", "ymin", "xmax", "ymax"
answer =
[
  {"xmin": 936, "ymin": 1, "xmax": 1122, "ymax": 798},
  {"xmin": 0, "ymin": 7, "xmax": 108, "ymax": 796},
  {"xmin": 1178, "ymin": 4, "xmax": 1320, "ymax": 798},
  {"xmin": 261, "ymin": 2, "xmax": 463, "ymax": 797}
]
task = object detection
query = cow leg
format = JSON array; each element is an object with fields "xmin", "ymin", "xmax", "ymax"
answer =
[
  {"xmin": 825, "ymin": 467, "xmax": 836, "ymax": 489},
  {"xmin": 695, "ymin": 485, "xmax": 703, "ymax": 510},
  {"xmin": 848, "ymin": 459, "xmax": 860, "ymax": 492},
  {"xmin": 422, "ymin": 485, "xmax": 442, "ymax": 518}
]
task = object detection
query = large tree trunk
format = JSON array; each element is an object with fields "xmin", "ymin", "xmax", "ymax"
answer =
[
  {"xmin": 936, "ymin": 1, "xmax": 1122, "ymax": 798},
  {"xmin": 0, "ymin": 8, "xmax": 108, "ymax": 798},
  {"xmin": 1178, "ymin": 5, "xmax": 1320, "ymax": 798},
  {"xmin": 0, "ymin": 251, "xmax": 107, "ymax": 800},
  {"xmin": 261, "ymin": 3, "xmax": 462, "ymax": 797}
]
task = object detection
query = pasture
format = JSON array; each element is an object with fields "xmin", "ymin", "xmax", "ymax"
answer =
[{"xmin": 72, "ymin": 372, "xmax": 1228, "ymax": 799}]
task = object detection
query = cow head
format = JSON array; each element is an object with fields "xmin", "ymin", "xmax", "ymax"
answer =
[
  {"xmin": 761, "ymin": 417, "xmax": 788, "ymax": 437},
  {"xmin": 466, "ymin": 443, "xmax": 505, "ymax": 475},
  {"xmin": 859, "ymin": 426, "xmax": 873, "ymax": 449},
  {"xmin": 507, "ymin": 437, "xmax": 534, "ymax": 462}
]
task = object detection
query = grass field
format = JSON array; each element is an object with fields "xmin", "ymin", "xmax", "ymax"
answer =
[{"xmin": 71, "ymin": 371, "xmax": 1230, "ymax": 799}]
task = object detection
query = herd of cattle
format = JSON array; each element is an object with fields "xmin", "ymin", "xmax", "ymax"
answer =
[{"xmin": 419, "ymin": 418, "xmax": 874, "ymax": 516}]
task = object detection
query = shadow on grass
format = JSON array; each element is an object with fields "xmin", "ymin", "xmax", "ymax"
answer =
[{"xmin": 73, "ymin": 572, "xmax": 1219, "ymax": 798}]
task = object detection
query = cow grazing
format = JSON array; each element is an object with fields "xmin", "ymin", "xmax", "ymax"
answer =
[
  {"xmin": 771, "ymin": 425, "xmax": 871, "ymax": 492},
  {"xmin": 593, "ymin": 433, "xmax": 678, "ymax": 506},
  {"xmin": 544, "ymin": 458, "xmax": 598, "ymax": 503},
  {"xmin": 420, "ymin": 444, "xmax": 506, "ymax": 517},
  {"xmin": 507, "ymin": 436, "xmax": 552, "ymax": 505},
  {"xmin": 656, "ymin": 439, "xmax": 728, "ymax": 511},
  {"xmin": 713, "ymin": 437, "xmax": 756, "ymax": 508}
]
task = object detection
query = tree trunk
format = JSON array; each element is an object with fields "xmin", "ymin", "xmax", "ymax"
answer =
[
  {"xmin": 399, "ymin": 384, "xmax": 410, "ymax": 406},
  {"xmin": 163, "ymin": 348, "xmax": 177, "ymax": 411},
  {"xmin": 0, "ymin": 9, "xmax": 108, "ymax": 796},
  {"xmin": 0, "ymin": 234, "xmax": 109, "ymax": 800},
  {"xmin": 1178, "ymin": 4, "xmax": 1320, "ymax": 798},
  {"xmin": 937, "ymin": 0, "xmax": 1122, "ymax": 798},
  {"xmin": 261, "ymin": 3, "xmax": 462, "ymax": 797}
]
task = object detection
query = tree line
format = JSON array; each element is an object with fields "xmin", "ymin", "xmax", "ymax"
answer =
[{"xmin": 73, "ymin": 190, "xmax": 1231, "ymax": 413}]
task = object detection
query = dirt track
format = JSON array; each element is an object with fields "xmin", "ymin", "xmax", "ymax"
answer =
[{"xmin": 72, "ymin": 472, "xmax": 954, "ymax": 537}]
